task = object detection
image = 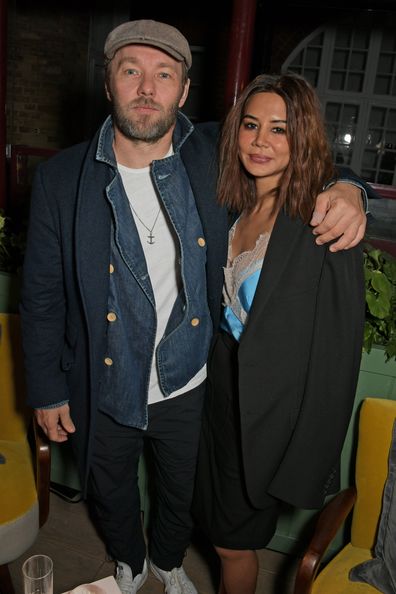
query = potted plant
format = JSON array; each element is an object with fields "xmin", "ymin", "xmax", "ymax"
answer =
[
  {"xmin": 363, "ymin": 244, "xmax": 396, "ymax": 362},
  {"xmin": 0, "ymin": 210, "xmax": 26, "ymax": 312}
]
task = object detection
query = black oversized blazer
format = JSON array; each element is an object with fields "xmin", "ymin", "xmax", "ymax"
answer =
[
  {"xmin": 235, "ymin": 210, "xmax": 365, "ymax": 510},
  {"xmin": 20, "ymin": 119, "xmax": 228, "ymax": 492}
]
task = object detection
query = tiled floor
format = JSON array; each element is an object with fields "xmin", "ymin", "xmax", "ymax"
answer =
[{"xmin": 8, "ymin": 490, "xmax": 299, "ymax": 594}]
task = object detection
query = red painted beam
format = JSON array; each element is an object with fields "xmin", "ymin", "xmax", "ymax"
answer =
[
  {"xmin": 224, "ymin": 0, "xmax": 257, "ymax": 110},
  {"xmin": 0, "ymin": 0, "xmax": 7, "ymax": 210}
]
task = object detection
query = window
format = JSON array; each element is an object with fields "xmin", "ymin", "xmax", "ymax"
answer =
[{"xmin": 283, "ymin": 19, "xmax": 396, "ymax": 186}]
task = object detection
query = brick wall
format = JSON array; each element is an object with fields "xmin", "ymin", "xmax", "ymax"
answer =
[{"xmin": 7, "ymin": 3, "xmax": 90, "ymax": 150}]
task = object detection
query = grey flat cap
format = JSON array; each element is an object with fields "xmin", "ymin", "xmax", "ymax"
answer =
[{"xmin": 104, "ymin": 19, "xmax": 192, "ymax": 70}]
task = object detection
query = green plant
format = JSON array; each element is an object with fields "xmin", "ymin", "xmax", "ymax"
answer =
[
  {"xmin": 0, "ymin": 210, "xmax": 26, "ymax": 274},
  {"xmin": 363, "ymin": 244, "xmax": 396, "ymax": 362}
]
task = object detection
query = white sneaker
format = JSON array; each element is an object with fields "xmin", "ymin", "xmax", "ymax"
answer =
[
  {"xmin": 149, "ymin": 560, "xmax": 197, "ymax": 594},
  {"xmin": 115, "ymin": 560, "xmax": 148, "ymax": 594}
]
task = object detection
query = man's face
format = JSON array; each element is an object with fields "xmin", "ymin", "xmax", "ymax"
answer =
[{"xmin": 106, "ymin": 44, "xmax": 190, "ymax": 143}]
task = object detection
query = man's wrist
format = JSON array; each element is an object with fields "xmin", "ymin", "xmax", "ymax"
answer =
[
  {"xmin": 35, "ymin": 400, "xmax": 69, "ymax": 410},
  {"xmin": 323, "ymin": 179, "xmax": 369, "ymax": 214}
]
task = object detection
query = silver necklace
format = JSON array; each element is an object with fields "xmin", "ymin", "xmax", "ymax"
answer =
[{"xmin": 130, "ymin": 205, "xmax": 161, "ymax": 244}]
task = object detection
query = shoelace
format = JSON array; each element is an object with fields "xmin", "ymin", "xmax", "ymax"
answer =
[
  {"xmin": 175, "ymin": 569, "xmax": 196, "ymax": 594},
  {"xmin": 169, "ymin": 568, "xmax": 178, "ymax": 586}
]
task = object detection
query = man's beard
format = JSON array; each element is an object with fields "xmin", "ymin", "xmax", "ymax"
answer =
[{"xmin": 111, "ymin": 97, "xmax": 180, "ymax": 143}]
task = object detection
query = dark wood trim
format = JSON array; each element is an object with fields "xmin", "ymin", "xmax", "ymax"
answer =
[
  {"xmin": 0, "ymin": 564, "xmax": 15, "ymax": 594},
  {"xmin": 293, "ymin": 487, "xmax": 357, "ymax": 594},
  {"xmin": 33, "ymin": 417, "xmax": 51, "ymax": 527},
  {"xmin": 0, "ymin": 0, "xmax": 7, "ymax": 210}
]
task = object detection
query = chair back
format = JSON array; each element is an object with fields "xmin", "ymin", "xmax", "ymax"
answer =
[
  {"xmin": 0, "ymin": 313, "xmax": 30, "ymax": 441},
  {"xmin": 351, "ymin": 397, "xmax": 396, "ymax": 549}
]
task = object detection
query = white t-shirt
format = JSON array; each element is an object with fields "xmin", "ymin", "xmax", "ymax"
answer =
[{"xmin": 118, "ymin": 155, "xmax": 206, "ymax": 404}]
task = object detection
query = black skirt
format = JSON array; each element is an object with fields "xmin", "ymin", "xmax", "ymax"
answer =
[{"xmin": 193, "ymin": 331, "xmax": 281, "ymax": 550}]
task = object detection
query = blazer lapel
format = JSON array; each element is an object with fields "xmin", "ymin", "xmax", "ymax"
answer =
[{"xmin": 245, "ymin": 211, "xmax": 306, "ymax": 326}]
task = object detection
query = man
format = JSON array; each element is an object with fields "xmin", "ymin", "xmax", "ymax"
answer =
[{"xmin": 21, "ymin": 19, "xmax": 368, "ymax": 594}]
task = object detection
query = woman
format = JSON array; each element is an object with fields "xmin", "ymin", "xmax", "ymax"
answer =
[{"xmin": 193, "ymin": 73, "xmax": 365, "ymax": 594}]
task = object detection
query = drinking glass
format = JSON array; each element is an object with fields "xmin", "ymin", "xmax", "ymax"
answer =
[{"xmin": 22, "ymin": 554, "xmax": 53, "ymax": 594}]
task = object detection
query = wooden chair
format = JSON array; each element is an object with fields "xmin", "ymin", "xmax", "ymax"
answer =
[
  {"xmin": 294, "ymin": 397, "xmax": 396, "ymax": 594},
  {"xmin": 0, "ymin": 313, "xmax": 51, "ymax": 594}
]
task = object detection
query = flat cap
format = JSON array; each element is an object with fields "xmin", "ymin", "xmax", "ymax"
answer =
[{"xmin": 104, "ymin": 19, "xmax": 192, "ymax": 70}]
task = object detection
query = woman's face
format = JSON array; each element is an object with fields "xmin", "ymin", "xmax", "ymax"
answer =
[{"xmin": 238, "ymin": 92, "xmax": 290, "ymax": 191}]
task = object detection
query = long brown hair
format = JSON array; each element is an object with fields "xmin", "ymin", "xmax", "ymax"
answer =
[{"xmin": 217, "ymin": 73, "xmax": 336, "ymax": 223}]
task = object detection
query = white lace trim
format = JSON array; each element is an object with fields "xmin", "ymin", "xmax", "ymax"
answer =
[{"xmin": 223, "ymin": 222, "xmax": 271, "ymax": 324}]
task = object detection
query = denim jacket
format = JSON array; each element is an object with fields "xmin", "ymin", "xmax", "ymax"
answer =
[{"xmin": 96, "ymin": 114, "xmax": 212, "ymax": 429}]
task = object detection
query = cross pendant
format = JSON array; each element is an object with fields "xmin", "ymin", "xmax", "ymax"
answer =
[{"xmin": 147, "ymin": 233, "xmax": 155, "ymax": 244}]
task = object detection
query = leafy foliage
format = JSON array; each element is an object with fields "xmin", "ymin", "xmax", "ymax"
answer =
[{"xmin": 364, "ymin": 245, "xmax": 396, "ymax": 362}]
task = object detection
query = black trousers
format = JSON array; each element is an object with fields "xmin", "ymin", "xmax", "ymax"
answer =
[{"xmin": 87, "ymin": 383, "xmax": 205, "ymax": 575}]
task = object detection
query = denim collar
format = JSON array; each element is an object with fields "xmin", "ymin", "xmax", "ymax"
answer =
[{"xmin": 95, "ymin": 112, "xmax": 194, "ymax": 167}]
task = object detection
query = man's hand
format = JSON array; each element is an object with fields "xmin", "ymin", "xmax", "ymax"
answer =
[
  {"xmin": 310, "ymin": 182, "xmax": 366, "ymax": 252},
  {"xmin": 35, "ymin": 404, "xmax": 76, "ymax": 443}
]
